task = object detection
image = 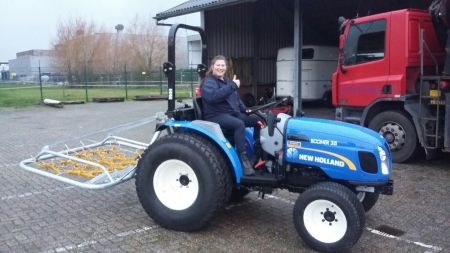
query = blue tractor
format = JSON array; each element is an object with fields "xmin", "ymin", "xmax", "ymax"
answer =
[{"xmin": 134, "ymin": 24, "xmax": 394, "ymax": 253}]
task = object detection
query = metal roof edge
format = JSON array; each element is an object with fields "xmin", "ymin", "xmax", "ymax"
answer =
[{"xmin": 154, "ymin": 0, "xmax": 257, "ymax": 21}]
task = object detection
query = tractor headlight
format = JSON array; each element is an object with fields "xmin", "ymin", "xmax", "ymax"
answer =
[{"xmin": 377, "ymin": 146, "xmax": 389, "ymax": 175}]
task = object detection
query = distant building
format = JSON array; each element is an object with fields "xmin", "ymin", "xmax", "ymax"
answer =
[
  {"xmin": 0, "ymin": 62, "xmax": 9, "ymax": 81},
  {"xmin": 8, "ymin": 50, "xmax": 55, "ymax": 82},
  {"xmin": 187, "ymin": 34, "xmax": 202, "ymax": 70}
]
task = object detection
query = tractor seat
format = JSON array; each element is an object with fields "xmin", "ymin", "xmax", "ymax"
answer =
[{"xmin": 193, "ymin": 96, "xmax": 203, "ymax": 120}]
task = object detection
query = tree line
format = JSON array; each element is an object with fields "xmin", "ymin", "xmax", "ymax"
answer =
[{"xmin": 51, "ymin": 15, "xmax": 182, "ymax": 83}]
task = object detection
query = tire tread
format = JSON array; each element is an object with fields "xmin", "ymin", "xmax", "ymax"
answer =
[
  {"xmin": 294, "ymin": 182, "xmax": 365, "ymax": 253},
  {"xmin": 135, "ymin": 133, "xmax": 232, "ymax": 231}
]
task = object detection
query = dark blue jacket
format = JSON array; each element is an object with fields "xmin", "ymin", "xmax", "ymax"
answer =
[{"xmin": 201, "ymin": 75, "xmax": 247, "ymax": 119}]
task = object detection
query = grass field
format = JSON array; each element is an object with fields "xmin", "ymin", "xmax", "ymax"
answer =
[{"xmin": 0, "ymin": 83, "xmax": 195, "ymax": 107}]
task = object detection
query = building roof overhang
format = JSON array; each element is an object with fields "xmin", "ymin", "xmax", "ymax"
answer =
[{"xmin": 154, "ymin": 0, "xmax": 256, "ymax": 21}]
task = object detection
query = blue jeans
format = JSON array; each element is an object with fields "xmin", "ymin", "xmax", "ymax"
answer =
[{"xmin": 206, "ymin": 112, "xmax": 261, "ymax": 153}]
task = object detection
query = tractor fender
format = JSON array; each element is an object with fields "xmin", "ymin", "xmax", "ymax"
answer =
[{"xmin": 164, "ymin": 120, "xmax": 244, "ymax": 183}]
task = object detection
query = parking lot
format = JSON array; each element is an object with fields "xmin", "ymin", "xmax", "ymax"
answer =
[{"xmin": 0, "ymin": 100, "xmax": 449, "ymax": 253}]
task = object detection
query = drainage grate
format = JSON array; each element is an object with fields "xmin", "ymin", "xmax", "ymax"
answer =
[{"xmin": 375, "ymin": 225, "xmax": 406, "ymax": 237}]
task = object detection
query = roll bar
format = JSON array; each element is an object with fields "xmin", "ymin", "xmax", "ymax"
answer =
[{"xmin": 161, "ymin": 23, "xmax": 208, "ymax": 117}]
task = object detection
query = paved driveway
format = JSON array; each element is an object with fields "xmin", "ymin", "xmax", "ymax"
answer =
[{"xmin": 0, "ymin": 100, "xmax": 449, "ymax": 253}]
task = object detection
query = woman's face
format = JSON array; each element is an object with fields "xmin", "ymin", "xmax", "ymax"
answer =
[{"xmin": 212, "ymin": 60, "xmax": 227, "ymax": 79}]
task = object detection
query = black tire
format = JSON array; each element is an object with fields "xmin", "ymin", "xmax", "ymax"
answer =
[
  {"xmin": 356, "ymin": 192, "xmax": 379, "ymax": 213},
  {"xmin": 135, "ymin": 133, "xmax": 232, "ymax": 232},
  {"xmin": 228, "ymin": 186, "xmax": 251, "ymax": 202},
  {"xmin": 293, "ymin": 182, "xmax": 365, "ymax": 253},
  {"xmin": 323, "ymin": 90, "xmax": 334, "ymax": 108},
  {"xmin": 242, "ymin": 93, "xmax": 256, "ymax": 107},
  {"xmin": 368, "ymin": 110, "xmax": 418, "ymax": 163}
]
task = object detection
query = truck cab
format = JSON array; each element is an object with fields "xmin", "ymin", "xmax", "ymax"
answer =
[{"xmin": 333, "ymin": 9, "xmax": 450, "ymax": 163}]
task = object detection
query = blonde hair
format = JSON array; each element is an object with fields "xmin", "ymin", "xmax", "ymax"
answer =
[{"xmin": 199, "ymin": 55, "xmax": 228, "ymax": 88}]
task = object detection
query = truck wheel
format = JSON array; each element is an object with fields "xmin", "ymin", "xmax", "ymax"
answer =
[
  {"xmin": 368, "ymin": 110, "xmax": 418, "ymax": 163},
  {"xmin": 135, "ymin": 133, "xmax": 232, "ymax": 232},
  {"xmin": 228, "ymin": 186, "xmax": 251, "ymax": 202},
  {"xmin": 293, "ymin": 182, "xmax": 365, "ymax": 253},
  {"xmin": 322, "ymin": 90, "xmax": 334, "ymax": 108},
  {"xmin": 356, "ymin": 192, "xmax": 379, "ymax": 213}
]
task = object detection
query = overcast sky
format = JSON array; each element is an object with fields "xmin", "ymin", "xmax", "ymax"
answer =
[{"xmin": 0, "ymin": 0, "xmax": 200, "ymax": 62}]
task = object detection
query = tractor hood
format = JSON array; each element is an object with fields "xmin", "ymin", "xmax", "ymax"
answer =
[
  {"xmin": 286, "ymin": 117, "xmax": 385, "ymax": 147},
  {"xmin": 284, "ymin": 117, "xmax": 391, "ymax": 182}
]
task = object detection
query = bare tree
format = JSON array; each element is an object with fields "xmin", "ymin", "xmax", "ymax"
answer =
[
  {"xmin": 125, "ymin": 15, "xmax": 167, "ymax": 78},
  {"xmin": 51, "ymin": 14, "xmax": 177, "ymax": 83},
  {"xmin": 51, "ymin": 17, "xmax": 106, "ymax": 83}
]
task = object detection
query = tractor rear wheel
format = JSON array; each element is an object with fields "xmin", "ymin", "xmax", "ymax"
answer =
[
  {"xmin": 135, "ymin": 133, "xmax": 232, "ymax": 232},
  {"xmin": 293, "ymin": 182, "xmax": 365, "ymax": 253}
]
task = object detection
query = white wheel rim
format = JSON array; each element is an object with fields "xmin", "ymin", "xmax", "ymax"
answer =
[
  {"xmin": 153, "ymin": 159, "xmax": 199, "ymax": 210},
  {"xmin": 303, "ymin": 200, "xmax": 348, "ymax": 243}
]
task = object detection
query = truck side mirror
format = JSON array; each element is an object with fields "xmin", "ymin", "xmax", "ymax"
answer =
[
  {"xmin": 339, "ymin": 35, "xmax": 345, "ymax": 49},
  {"xmin": 338, "ymin": 16, "xmax": 346, "ymax": 34},
  {"xmin": 338, "ymin": 16, "xmax": 346, "ymax": 26},
  {"xmin": 339, "ymin": 55, "xmax": 348, "ymax": 74}
]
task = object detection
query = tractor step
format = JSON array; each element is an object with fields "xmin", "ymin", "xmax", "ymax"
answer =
[{"xmin": 241, "ymin": 173, "xmax": 278, "ymax": 185}]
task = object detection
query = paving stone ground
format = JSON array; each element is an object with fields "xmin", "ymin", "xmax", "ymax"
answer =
[{"xmin": 0, "ymin": 100, "xmax": 449, "ymax": 253}]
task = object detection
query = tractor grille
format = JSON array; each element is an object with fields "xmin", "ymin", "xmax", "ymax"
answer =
[{"xmin": 358, "ymin": 151, "xmax": 378, "ymax": 174}]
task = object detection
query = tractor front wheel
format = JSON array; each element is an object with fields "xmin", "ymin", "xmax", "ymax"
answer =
[
  {"xmin": 293, "ymin": 182, "xmax": 365, "ymax": 253},
  {"xmin": 135, "ymin": 133, "xmax": 232, "ymax": 232}
]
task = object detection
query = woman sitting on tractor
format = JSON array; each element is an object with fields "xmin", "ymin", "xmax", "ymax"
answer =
[{"xmin": 200, "ymin": 55, "xmax": 261, "ymax": 176}]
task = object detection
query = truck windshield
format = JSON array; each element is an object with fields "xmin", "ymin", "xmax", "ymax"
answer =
[{"xmin": 343, "ymin": 19, "xmax": 386, "ymax": 66}]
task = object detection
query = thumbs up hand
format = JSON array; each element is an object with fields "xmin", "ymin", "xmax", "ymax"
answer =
[{"xmin": 233, "ymin": 75, "xmax": 240, "ymax": 88}]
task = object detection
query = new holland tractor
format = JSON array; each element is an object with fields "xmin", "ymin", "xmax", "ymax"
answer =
[
  {"xmin": 135, "ymin": 24, "xmax": 394, "ymax": 253},
  {"xmin": 19, "ymin": 24, "xmax": 393, "ymax": 253}
]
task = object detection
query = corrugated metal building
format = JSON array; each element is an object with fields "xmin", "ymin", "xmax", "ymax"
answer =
[{"xmin": 154, "ymin": 0, "xmax": 433, "ymax": 112}]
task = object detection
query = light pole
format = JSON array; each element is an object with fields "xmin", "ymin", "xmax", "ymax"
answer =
[{"xmin": 114, "ymin": 24, "xmax": 124, "ymax": 76}]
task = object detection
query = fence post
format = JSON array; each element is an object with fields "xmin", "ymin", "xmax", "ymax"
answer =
[
  {"xmin": 159, "ymin": 67, "xmax": 163, "ymax": 95},
  {"xmin": 38, "ymin": 61, "xmax": 43, "ymax": 102},
  {"xmin": 84, "ymin": 63, "xmax": 88, "ymax": 102},
  {"xmin": 64, "ymin": 65, "xmax": 70, "ymax": 101},
  {"xmin": 124, "ymin": 64, "xmax": 128, "ymax": 100},
  {"xmin": 190, "ymin": 68, "xmax": 194, "ymax": 98}
]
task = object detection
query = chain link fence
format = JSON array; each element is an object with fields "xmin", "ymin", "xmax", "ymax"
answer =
[{"xmin": 0, "ymin": 66, "xmax": 200, "ymax": 107}]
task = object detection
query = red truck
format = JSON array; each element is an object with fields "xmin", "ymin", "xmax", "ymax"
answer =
[{"xmin": 333, "ymin": 9, "xmax": 450, "ymax": 163}]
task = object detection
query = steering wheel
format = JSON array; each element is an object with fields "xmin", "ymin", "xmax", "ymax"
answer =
[
  {"xmin": 246, "ymin": 97, "xmax": 290, "ymax": 115},
  {"xmin": 246, "ymin": 97, "xmax": 291, "ymax": 136}
]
